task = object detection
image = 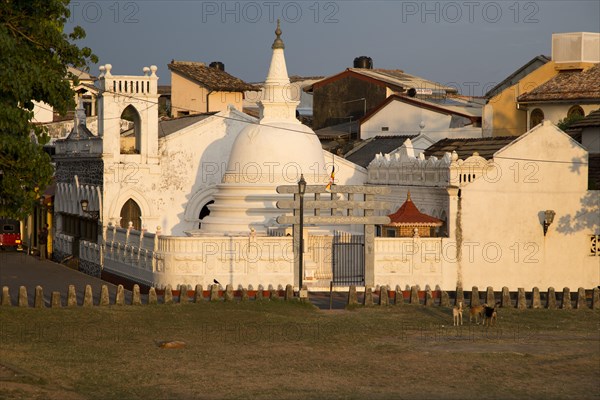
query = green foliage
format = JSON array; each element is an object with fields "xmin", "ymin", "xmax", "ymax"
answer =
[
  {"xmin": 557, "ymin": 114, "xmax": 584, "ymax": 131},
  {"xmin": 0, "ymin": 0, "xmax": 97, "ymax": 218}
]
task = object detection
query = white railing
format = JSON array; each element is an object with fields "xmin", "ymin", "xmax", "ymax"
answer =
[
  {"xmin": 54, "ymin": 233, "xmax": 74, "ymax": 256},
  {"xmin": 98, "ymin": 230, "xmax": 294, "ymax": 289},
  {"xmin": 97, "ymin": 64, "xmax": 158, "ymax": 96}
]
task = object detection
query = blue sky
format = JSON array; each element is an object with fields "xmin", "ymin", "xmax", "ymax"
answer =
[{"xmin": 67, "ymin": 1, "xmax": 600, "ymax": 96}]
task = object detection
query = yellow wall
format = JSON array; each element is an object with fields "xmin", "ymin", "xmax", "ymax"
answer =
[
  {"xmin": 171, "ymin": 72, "xmax": 208, "ymax": 116},
  {"xmin": 207, "ymin": 91, "xmax": 243, "ymax": 113},
  {"xmin": 487, "ymin": 61, "xmax": 597, "ymax": 136},
  {"xmin": 487, "ymin": 61, "xmax": 558, "ymax": 136},
  {"xmin": 171, "ymin": 72, "xmax": 245, "ymax": 116}
]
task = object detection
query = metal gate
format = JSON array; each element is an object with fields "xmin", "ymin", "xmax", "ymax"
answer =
[{"xmin": 332, "ymin": 231, "xmax": 364, "ymax": 286}]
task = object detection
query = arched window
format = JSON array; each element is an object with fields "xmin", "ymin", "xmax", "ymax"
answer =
[
  {"xmin": 120, "ymin": 199, "xmax": 141, "ymax": 230},
  {"xmin": 530, "ymin": 108, "xmax": 544, "ymax": 129},
  {"xmin": 120, "ymin": 105, "xmax": 141, "ymax": 154},
  {"xmin": 198, "ymin": 200, "xmax": 214, "ymax": 228},
  {"xmin": 567, "ymin": 105, "xmax": 584, "ymax": 118}
]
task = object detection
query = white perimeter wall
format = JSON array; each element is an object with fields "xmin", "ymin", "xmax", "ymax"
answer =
[{"xmin": 456, "ymin": 122, "xmax": 598, "ymax": 290}]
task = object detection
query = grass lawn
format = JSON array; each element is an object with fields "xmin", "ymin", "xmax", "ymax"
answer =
[{"xmin": 0, "ymin": 301, "xmax": 598, "ymax": 399}]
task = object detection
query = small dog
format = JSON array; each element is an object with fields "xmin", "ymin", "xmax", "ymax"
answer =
[
  {"xmin": 453, "ymin": 301, "xmax": 463, "ymax": 326},
  {"xmin": 469, "ymin": 304, "xmax": 486, "ymax": 325},
  {"xmin": 482, "ymin": 303, "xmax": 499, "ymax": 327}
]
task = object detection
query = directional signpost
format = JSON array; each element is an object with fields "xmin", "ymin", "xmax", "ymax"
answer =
[{"xmin": 276, "ymin": 184, "xmax": 392, "ymax": 288}]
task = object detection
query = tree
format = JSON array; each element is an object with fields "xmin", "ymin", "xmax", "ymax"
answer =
[
  {"xmin": 557, "ymin": 114, "xmax": 584, "ymax": 131},
  {"xmin": 0, "ymin": 0, "xmax": 97, "ymax": 218}
]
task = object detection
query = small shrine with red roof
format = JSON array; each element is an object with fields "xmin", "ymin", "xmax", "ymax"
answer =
[{"xmin": 381, "ymin": 192, "xmax": 443, "ymax": 238}]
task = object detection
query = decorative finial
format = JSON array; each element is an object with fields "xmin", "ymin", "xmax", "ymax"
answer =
[
  {"xmin": 272, "ymin": 19, "xmax": 285, "ymax": 49},
  {"xmin": 407, "ymin": 191, "xmax": 411, "ymax": 201}
]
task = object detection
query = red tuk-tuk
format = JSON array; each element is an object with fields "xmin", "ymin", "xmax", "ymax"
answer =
[{"xmin": 0, "ymin": 218, "xmax": 23, "ymax": 251}]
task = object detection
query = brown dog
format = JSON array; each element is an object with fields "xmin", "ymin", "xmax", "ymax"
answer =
[
  {"xmin": 469, "ymin": 304, "xmax": 485, "ymax": 325},
  {"xmin": 453, "ymin": 301, "xmax": 463, "ymax": 326},
  {"xmin": 483, "ymin": 303, "xmax": 499, "ymax": 327}
]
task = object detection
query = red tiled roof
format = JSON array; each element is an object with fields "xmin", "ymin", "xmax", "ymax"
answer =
[
  {"xmin": 386, "ymin": 193, "xmax": 443, "ymax": 227},
  {"xmin": 517, "ymin": 64, "xmax": 600, "ymax": 102},
  {"xmin": 168, "ymin": 61, "xmax": 258, "ymax": 92}
]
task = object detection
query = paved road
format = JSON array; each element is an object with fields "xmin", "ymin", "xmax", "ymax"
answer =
[
  {"xmin": 0, "ymin": 251, "xmax": 125, "ymax": 306},
  {"xmin": 0, "ymin": 252, "xmax": 353, "ymax": 309}
]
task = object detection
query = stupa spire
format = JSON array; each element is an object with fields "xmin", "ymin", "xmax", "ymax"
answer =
[
  {"xmin": 272, "ymin": 19, "xmax": 285, "ymax": 49},
  {"xmin": 259, "ymin": 20, "xmax": 298, "ymax": 122}
]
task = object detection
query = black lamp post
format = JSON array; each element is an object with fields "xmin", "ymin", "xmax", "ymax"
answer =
[{"xmin": 298, "ymin": 174, "xmax": 306, "ymax": 289}]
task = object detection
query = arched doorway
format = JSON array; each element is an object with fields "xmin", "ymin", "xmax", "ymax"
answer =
[
  {"xmin": 120, "ymin": 199, "xmax": 142, "ymax": 230},
  {"xmin": 198, "ymin": 200, "xmax": 214, "ymax": 228}
]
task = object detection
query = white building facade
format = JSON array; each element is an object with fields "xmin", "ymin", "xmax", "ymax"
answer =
[{"xmin": 368, "ymin": 121, "xmax": 599, "ymax": 290}]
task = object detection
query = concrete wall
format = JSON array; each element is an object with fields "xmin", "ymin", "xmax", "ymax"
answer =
[
  {"xmin": 374, "ymin": 237, "xmax": 457, "ymax": 289},
  {"xmin": 207, "ymin": 91, "xmax": 244, "ymax": 113},
  {"xmin": 171, "ymin": 72, "xmax": 208, "ymax": 116},
  {"xmin": 32, "ymin": 101, "xmax": 54, "ymax": 123},
  {"xmin": 361, "ymin": 101, "xmax": 452, "ymax": 140},
  {"xmin": 457, "ymin": 121, "xmax": 597, "ymax": 289},
  {"xmin": 312, "ymin": 76, "xmax": 387, "ymax": 130}
]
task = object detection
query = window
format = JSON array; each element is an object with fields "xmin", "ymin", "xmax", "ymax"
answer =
[
  {"xmin": 386, "ymin": 229, "xmax": 396, "ymax": 237},
  {"xmin": 381, "ymin": 127, "xmax": 389, "ymax": 132},
  {"xmin": 591, "ymin": 235, "xmax": 599, "ymax": 256},
  {"xmin": 530, "ymin": 108, "xmax": 544, "ymax": 129},
  {"xmin": 2, "ymin": 225, "xmax": 15, "ymax": 232},
  {"xmin": 120, "ymin": 199, "xmax": 141, "ymax": 230},
  {"xmin": 567, "ymin": 105, "xmax": 584, "ymax": 118},
  {"xmin": 120, "ymin": 105, "xmax": 141, "ymax": 154}
]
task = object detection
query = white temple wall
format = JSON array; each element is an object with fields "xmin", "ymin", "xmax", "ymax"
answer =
[
  {"xmin": 102, "ymin": 108, "xmax": 255, "ymax": 236},
  {"xmin": 87, "ymin": 233, "xmax": 295, "ymax": 288},
  {"xmin": 322, "ymin": 151, "xmax": 367, "ymax": 185}
]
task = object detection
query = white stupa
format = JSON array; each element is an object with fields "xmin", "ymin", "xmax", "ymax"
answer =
[{"xmin": 198, "ymin": 21, "xmax": 327, "ymax": 235}]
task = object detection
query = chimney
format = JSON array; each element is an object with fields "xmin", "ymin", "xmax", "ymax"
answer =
[
  {"xmin": 353, "ymin": 56, "xmax": 373, "ymax": 69},
  {"xmin": 209, "ymin": 61, "xmax": 225, "ymax": 71}
]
